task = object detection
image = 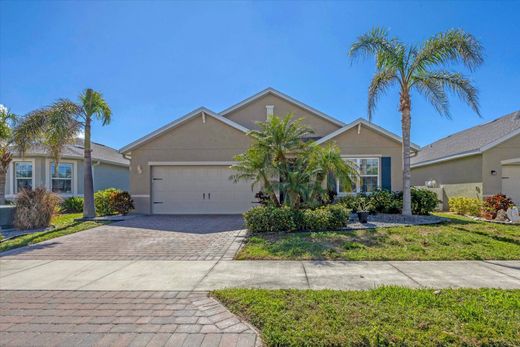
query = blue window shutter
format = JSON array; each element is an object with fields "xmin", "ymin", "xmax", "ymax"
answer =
[{"xmin": 381, "ymin": 157, "xmax": 391, "ymax": 191}]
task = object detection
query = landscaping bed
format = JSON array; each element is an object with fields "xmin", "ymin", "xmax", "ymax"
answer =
[
  {"xmin": 237, "ymin": 214, "xmax": 520, "ymax": 260},
  {"xmin": 213, "ymin": 287, "xmax": 520, "ymax": 347},
  {"xmin": 345, "ymin": 213, "xmax": 446, "ymax": 230}
]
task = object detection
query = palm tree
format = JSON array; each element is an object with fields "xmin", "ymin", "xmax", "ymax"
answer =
[
  {"xmin": 79, "ymin": 89, "xmax": 111, "ymax": 218},
  {"xmin": 349, "ymin": 28, "xmax": 483, "ymax": 215},
  {"xmin": 13, "ymin": 89, "xmax": 111, "ymax": 219},
  {"xmin": 308, "ymin": 143, "xmax": 357, "ymax": 202},
  {"xmin": 231, "ymin": 147, "xmax": 280, "ymax": 207},
  {"xmin": 0, "ymin": 105, "xmax": 17, "ymax": 205}
]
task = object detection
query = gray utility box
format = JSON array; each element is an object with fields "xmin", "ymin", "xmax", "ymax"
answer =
[{"xmin": 0, "ymin": 205, "xmax": 16, "ymax": 229}]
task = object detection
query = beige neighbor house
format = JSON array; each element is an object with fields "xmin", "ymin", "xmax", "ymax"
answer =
[
  {"xmin": 120, "ymin": 88, "xmax": 419, "ymax": 214},
  {"xmin": 411, "ymin": 111, "xmax": 520, "ymax": 208},
  {"xmin": 4, "ymin": 139, "xmax": 129, "ymax": 200}
]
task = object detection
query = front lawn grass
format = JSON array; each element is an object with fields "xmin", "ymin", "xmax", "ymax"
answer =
[
  {"xmin": 236, "ymin": 214, "xmax": 520, "ymax": 260},
  {"xmin": 0, "ymin": 213, "xmax": 109, "ymax": 253},
  {"xmin": 213, "ymin": 287, "xmax": 520, "ymax": 347}
]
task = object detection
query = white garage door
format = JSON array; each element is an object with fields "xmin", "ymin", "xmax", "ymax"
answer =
[
  {"xmin": 151, "ymin": 166, "xmax": 256, "ymax": 214},
  {"xmin": 502, "ymin": 165, "xmax": 520, "ymax": 206}
]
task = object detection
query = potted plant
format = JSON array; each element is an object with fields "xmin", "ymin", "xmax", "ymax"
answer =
[{"xmin": 356, "ymin": 198, "xmax": 372, "ymax": 224}]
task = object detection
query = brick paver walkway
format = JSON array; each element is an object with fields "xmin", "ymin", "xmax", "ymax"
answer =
[
  {"xmin": 0, "ymin": 215, "xmax": 246, "ymax": 261},
  {"xmin": 0, "ymin": 290, "xmax": 259, "ymax": 347}
]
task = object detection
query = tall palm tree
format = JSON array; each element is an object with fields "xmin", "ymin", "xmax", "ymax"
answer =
[
  {"xmin": 0, "ymin": 105, "xmax": 17, "ymax": 205},
  {"xmin": 349, "ymin": 28, "xmax": 483, "ymax": 215},
  {"xmin": 13, "ymin": 89, "xmax": 111, "ymax": 219},
  {"xmin": 79, "ymin": 89, "xmax": 111, "ymax": 218}
]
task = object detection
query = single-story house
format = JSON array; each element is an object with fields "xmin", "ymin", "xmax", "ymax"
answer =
[
  {"xmin": 411, "ymin": 111, "xmax": 520, "ymax": 207},
  {"xmin": 4, "ymin": 139, "xmax": 129, "ymax": 199},
  {"xmin": 120, "ymin": 88, "xmax": 419, "ymax": 214}
]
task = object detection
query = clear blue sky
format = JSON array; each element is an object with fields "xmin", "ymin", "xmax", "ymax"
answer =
[{"xmin": 1, "ymin": 0, "xmax": 519, "ymax": 149}]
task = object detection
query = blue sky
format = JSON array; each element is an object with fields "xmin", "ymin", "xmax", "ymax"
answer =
[{"xmin": 1, "ymin": 0, "xmax": 519, "ymax": 149}]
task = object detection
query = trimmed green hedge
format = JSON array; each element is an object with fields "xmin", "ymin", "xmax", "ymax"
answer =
[{"xmin": 244, "ymin": 204, "xmax": 350, "ymax": 233}]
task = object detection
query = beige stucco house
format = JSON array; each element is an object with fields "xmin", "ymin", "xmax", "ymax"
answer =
[
  {"xmin": 120, "ymin": 88, "xmax": 419, "ymax": 214},
  {"xmin": 411, "ymin": 111, "xmax": 520, "ymax": 207}
]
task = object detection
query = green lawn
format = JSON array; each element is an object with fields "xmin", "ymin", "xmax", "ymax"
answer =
[
  {"xmin": 213, "ymin": 287, "xmax": 520, "ymax": 347},
  {"xmin": 237, "ymin": 214, "xmax": 520, "ymax": 260},
  {"xmin": 0, "ymin": 213, "xmax": 109, "ymax": 253}
]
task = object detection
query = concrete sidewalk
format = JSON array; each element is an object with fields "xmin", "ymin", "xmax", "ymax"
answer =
[{"xmin": 1, "ymin": 260, "xmax": 519, "ymax": 291}]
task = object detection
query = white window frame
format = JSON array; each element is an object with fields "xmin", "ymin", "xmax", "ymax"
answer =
[
  {"xmin": 45, "ymin": 159, "xmax": 78, "ymax": 196},
  {"xmin": 337, "ymin": 157, "xmax": 381, "ymax": 196},
  {"xmin": 11, "ymin": 159, "xmax": 36, "ymax": 194}
]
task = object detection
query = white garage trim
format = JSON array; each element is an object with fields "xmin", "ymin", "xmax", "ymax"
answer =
[
  {"xmin": 501, "ymin": 158, "xmax": 520, "ymax": 165},
  {"xmin": 149, "ymin": 161, "xmax": 237, "ymax": 166}
]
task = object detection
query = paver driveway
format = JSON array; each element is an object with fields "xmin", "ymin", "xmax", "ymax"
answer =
[
  {"xmin": 0, "ymin": 215, "xmax": 246, "ymax": 261},
  {"xmin": 0, "ymin": 290, "xmax": 259, "ymax": 347}
]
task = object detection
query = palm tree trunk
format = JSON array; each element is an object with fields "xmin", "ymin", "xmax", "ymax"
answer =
[
  {"xmin": 400, "ymin": 91, "xmax": 412, "ymax": 216},
  {"xmin": 261, "ymin": 172, "xmax": 280, "ymax": 207},
  {"xmin": 0, "ymin": 169, "xmax": 6, "ymax": 205},
  {"xmin": 83, "ymin": 116, "xmax": 96, "ymax": 218}
]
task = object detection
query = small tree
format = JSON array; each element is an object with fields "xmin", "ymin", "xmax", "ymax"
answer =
[
  {"xmin": 349, "ymin": 28, "xmax": 483, "ymax": 215},
  {"xmin": 231, "ymin": 114, "xmax": 356, "ymax": 209},
  {"xmin": 13, "ymin": 101, "xmax": 82, "ymax": 191},
  {"xmin": 0, "ymin": 105, "xmax": 16, "ymax": 205}
]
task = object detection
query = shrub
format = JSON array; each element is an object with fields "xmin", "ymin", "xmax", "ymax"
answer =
[
  {"xmin": 410, "ymin": 188, "xmax": 439, "ymax": 215},
  {"xmin": 337, "ymin": 194, "xmax": 376, "ymax": 213},
  {"xmin": 326, "ymin": 204, "xmax": 350, "ymax": 229},
  {"xmin": 483, "ymin": 194, "xmax": 514, "ymax": 218},
  {"xmin": 94, "ymin": 188, "xmax": 121, "ymax": 216},
  {"xmin": 449, "ymin": 197, "xmax": 482, "ymax": 216},
  {"xmin": 109, "ymin": 191, "xmax": 134, "ymax": 215},
  {"xmin": 243, "ymin": 206, "xmax": 297, "ymax": 233},
  {"xmin": 14, "ymin": 187, "xmax": 61, "ymax": 230},
  {"xmin": 302, "ymin": 207, "xmax": 332, "ymax": 231},
  {"xmin": 60, "ymin": 196, "xmax": 84, "ymax": 213},
  {"xmin": 369, "ymin": 189, "xmax": 402, "ymax": 214},
  {"xmin": 243, "ymin": 204, "xmax": 350, "ymax": 233}
]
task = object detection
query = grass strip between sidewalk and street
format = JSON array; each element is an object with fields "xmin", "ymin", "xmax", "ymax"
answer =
[
  {"xmin": 213, "ymin": 287, "xmax": 520, "ymax": 347},
  {"xmin": 0, "ymin": 213, "xmax": 110, "ymax": 253},
  {"xmin": 237, "ymin": 214, "xmax": 520, "ymax": 261}
]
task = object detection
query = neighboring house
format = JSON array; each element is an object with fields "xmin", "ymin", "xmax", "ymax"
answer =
[
  {"xmin": 120, "ymin": 88, "xmax": 419, "ymax": 214},
  {"xmin": 5, "ymin": 139, "xmax": 129, "ymax": 199},
  {"xmin": 411, "ymin": 111, "xmax": 520, "ymax": 207}
]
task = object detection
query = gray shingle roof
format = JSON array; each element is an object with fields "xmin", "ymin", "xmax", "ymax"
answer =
[
  {"xmin": 15, "ymin": 139, "xmax": 129, "ymax": 166},
  {"xmin": 412, "ymin": 111, "xmax": 520, "ymax": 166}
]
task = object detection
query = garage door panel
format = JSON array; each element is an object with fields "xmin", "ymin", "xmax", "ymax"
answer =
[{"xmin": 151, "ymin": 166, "xmax": 256, "ymax": 214}]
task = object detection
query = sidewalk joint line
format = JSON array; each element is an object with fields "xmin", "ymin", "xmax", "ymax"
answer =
[
  {"xmin": 479, "ymin": 261, "xmax": 520, "ymax": 281},
  {"xmin": 0, "ymin": 260, "xmax": 57, "ymax": 278},
  {"xmin": 388, "ymin": 263, "xmax": 424, "ymax": 287},
  {"xmin": 301, "ymin": 262, "xmax": 311, "ymax": 289},
  {"xmin": 75, "ymin": 260, "xmax": 139, "ymax": 290}
]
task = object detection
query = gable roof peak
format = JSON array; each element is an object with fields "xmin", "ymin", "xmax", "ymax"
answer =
[{"xmin": 219, "ymin": 87, "xmax": 346, "ymax": 127}]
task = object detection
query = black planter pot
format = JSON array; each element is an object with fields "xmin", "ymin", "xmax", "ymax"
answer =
[{"xmin": 357, "ymin": 211, "xmax": 369, "ymax": 224}]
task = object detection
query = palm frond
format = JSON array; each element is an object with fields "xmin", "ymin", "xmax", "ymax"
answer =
[
  {"xmin": 412, "ymin": 75, "xmax": 450, "ymax": 118},
  {"xmin": 412, "ymin": 29, "xmax": 483, "ymax": 73},
  {"xmin": 349, "ymin": 27, "xmax": 404, "ymax": 70},
  {"xmin": 80, "ymin": 88, "xmax": 112, "ymax": 125},
  {"xmin": 413, "ymin": 71, "xmax": 480, "ymax": 116},
  {"xmin": 368, "ymin": 68, "xmax": 398, "ymax": 120}
]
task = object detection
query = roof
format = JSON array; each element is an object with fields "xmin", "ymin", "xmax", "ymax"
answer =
[
  {"xmin": 220, "ymin": 87, "xmax": 346, "ymax": 127},
  {"xmin": 411, "ymin": 111, "xmax": 520, "ymax": 167},
  {"xmin": 315, "ymin": 118, "xmax": 421, "ymax": 150},
  {"xmin": 119, "ymin": 107, "xmax": 249, "ymax": 153},
  {"xmin": 15, "ymin": 140, "xmax": 129, "ymax": 166}
]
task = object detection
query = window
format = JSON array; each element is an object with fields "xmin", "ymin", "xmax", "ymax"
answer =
[
  {"xmin": 14, "ymin": 162, "xmax": 33, "ymax": 193},
  {"xmin": 338, "ymin": 158, "xmax": 380, "ymax": 194},
  {"xmin": 50, "ymin": 163, "xmax": 73, "ymax": 194}
]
